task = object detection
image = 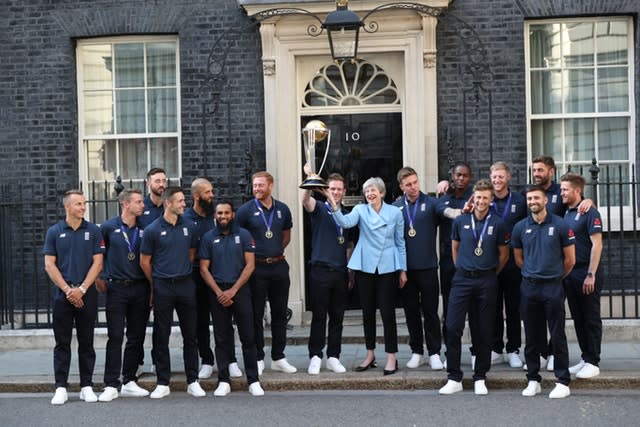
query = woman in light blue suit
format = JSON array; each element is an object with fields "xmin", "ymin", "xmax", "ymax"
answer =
[{"xmin": 327, "ymin": 177, "xmax": 407, "ymax": 375}]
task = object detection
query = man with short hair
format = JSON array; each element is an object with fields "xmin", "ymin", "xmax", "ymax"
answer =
[
  {"xmin": 138, "ymin": 167, "xmax": 167, "ymax": 228},
  {"xmin": 393, "ymin": 167, "xmax": 444, "ymax": 370},
  {"xmin": 139, "ymin": 187, "xmax": 206, "ymax": 399},
  {"xmin": 96, "ymin": 189, "xmax": 150, "ymax": 402},
  {"xmin": 560, "ymin": 173, "xmax": 603, "ymax": 379},
  {"xmin": 302, "ymin": 172, "xmax": 352, "ymax": 375},
  {"xmin": 236, "ymin": 171, "xmax": 296, "ymax": 374},
  {"xmin": 439, "ymin": 179, "xmax": 509, "ymax": 395},
  {"xmin": 512, "ymin": 185, "xmax": 575, "ymax": 399},
  {"xmin": 44, "ymin": 190, "xmax": 105, "ymax": 405},
  {"xmin": 489, "ymin": 161, "xmax": 528, "ymax": 368},
  {"xmin": 199, "ymin": 200, "xmax": 264, "ymax": 396}
]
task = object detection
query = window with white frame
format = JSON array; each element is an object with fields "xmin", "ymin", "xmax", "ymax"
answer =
[
  {"xmin": 525, "ymin": 17, "xmax": 635, "ymax": 227},
  {"xmin": 76, "ymin": 36, "xmax": 181, "ymax": 219}
]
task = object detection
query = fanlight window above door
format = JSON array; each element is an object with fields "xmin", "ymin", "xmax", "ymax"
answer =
[{"xmin": 303, "ymin": 60, "xmax": 400, "ymax": 107}]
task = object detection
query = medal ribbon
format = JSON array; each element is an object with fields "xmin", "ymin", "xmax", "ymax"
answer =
[
  {"xmin": 403, "ymin": 195, "xmax": 419, "ymax": 231},
  {"xmin": 120, "ymin": 223, "xmax": 139, "ymax": 255},
  {"xmin": 323, "ymin": 202, "xmax": 344, "ymax": 239},
  {"xmin": 254, "ymin": 198, "xmax": 275, "ymax": 234},
  {"xmin": 490, "ymin": 192, "xmax": 512, "ymax": 223},
  {"xmin": 470, "ymin": 214, "xmax": 491, "ymax": 251}
]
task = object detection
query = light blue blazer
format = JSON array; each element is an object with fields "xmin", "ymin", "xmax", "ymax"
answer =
[{"xmin": 333, "ymin": 202, "xmax": 407, "ymax": 274}]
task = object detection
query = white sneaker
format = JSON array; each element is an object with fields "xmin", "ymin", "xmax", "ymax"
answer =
[
  {"xmin": 214, "ymin": 382, "xmax": 231, "ymax": 397},
  {"xmin": 198, "ymin": 364, "xmax": 214, "ymax": 379},
  {"xmin": 187, "ymin": 381, "xmax": 206, "ymax": 397},
  {"xmin": 506, "ymin": 352, "xmax": 523, "ymax": 368},
  {"xmin": 120, "ymin": 381, "xmax": 149, "ymax": 397},
  {"xmin": 406, "ymin": 353, "xmax": 425, "ymax": 369},
  {"xmin": 576, "ymin": 363, "xmax": 600, "ymax": 379},
  {"xmin": 471, "ymin": 355, "xmax": 476, "ymax": 370},
  {"xmin": 271, "ymin": 358, "xmax": 297, "ymax": 373},
  {"xmin": 491, "ymin": 351, "xmax": 504, "ymax": 365},
  {"xmin": 149, "ymin": 385, "xmax": 170, "ymax": 399},
  {"xmin": 79, "ymin": 386, "xmax": 98, "ymax": 403},
  {"xmin": 326, "ymin": 357, "xmax": 347, "ymax": 373},
  {"xmin": 522, "ymin": 381, "xmax": 541, "ymax": 397},
  {"xmin": 429, "ymin": 354, "xmax": 444, "ymax": 370},
  {"xmin": 474, "ymin": 380, "xmax": 488, "ymax": 395},
  {"xmin": 257, "ymin": 360, "xmax": 265, "ymax": 376},
  {"xmin": 51, "ymin": 387, "xmax": 68, "ymax": 405},
  {"xmin": 98, "ymin": 386, "xmax": 118, "ymax": 402},
  {"xmin": 308, "ymin": 356, "xmax": 322, "ymax": 375},
  {"xmin": 569, "ymin": 360, "xmax": 586, "ymax": 375},
  {"xmin": 439, "ymin": 379, "xmax": 463, "ymax": 395},
  {"xmin": 229, "ymin": 362, "xmax": 243, "ymax": 378},
  {"xmin": 549, "ymin": 383, "xmax": 570, "ymax": 399},
  {"xmin": 546, "ymin": 355, "xmax": 555, "ymax": 371},
  {"xmin": 248, "ymin": 382, "xmax": 265, "ymax": 396}
]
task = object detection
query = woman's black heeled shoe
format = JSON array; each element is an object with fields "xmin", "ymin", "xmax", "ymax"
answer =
[
  {"xmin": 383, "ymin": 361, "xmax": 398, "ymax": 376},
  {"xmin": 355, "ymin": 359, "xmax": 377, "ymax": 372}
]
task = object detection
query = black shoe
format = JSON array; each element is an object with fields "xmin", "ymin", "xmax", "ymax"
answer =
[
  {"xmin": 355, "ymin": 359, "xmax": 377, "ymax": 372},
  {"xmin": 383, "ymin": 361, "xmax": 399, "ymax": 376}
]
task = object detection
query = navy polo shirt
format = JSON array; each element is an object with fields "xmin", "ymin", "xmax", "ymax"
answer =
[
  {"xmin": 437, "ymin": 188, "xmax": 473, "ymax": 256},
  {"xmin": 511, "ymin": 213, "xmax": 575, "ymax": 279},
  {"xmin": 138, "ymin": 195, "xmax": 164, "ymax": 229},
  {"xmin": 563, "ymin": 206, "xmax": 603, "ymax": 266},
  {"xmin": 393, "ymin": 192, "xmax": 440, "ymax": 270},
  {"xmin": 451, "ymin": 213, "xmax": 508, "ymax": 271},
  {"xmin": 522, "ymin": 182, "xmax": 565, "ymax": 217},
  {"xmin": 197, "ymin": 224, "xmax": 255, "ymax": 284},
  {"xmin": 490, "ymin": 190, "xmax": 527, "ymax": 232},
  {"xmin": 139, "ymin": 215, "xmax": 197, "ymax": 279},
  {"xmin": 182, "ymin": 207, "xmax": 215, "ymax": 263},
  {"xmin": 308, "ymin": 201, "xmax": 351, "ymax": 270},
  {"xmin": 43, "ymin": 220, "xmax": 105, "ymax": 284},
  {"xmin": 236, "ymin": 198, "xmax": 292, "ymax": 257},
  {"xmin": 100, "ymin": 216, "xmax": 146, "ymax": 281}
]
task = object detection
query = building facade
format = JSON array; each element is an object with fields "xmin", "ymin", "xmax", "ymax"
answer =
[{"xmin": 1, "ymin": 0, "xmax": 638, "ymax": 326}]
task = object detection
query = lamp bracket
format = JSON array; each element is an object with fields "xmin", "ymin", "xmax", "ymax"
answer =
[{"xmin": 253, "ymin": 8, "xmax": 325, "ymax": 37}]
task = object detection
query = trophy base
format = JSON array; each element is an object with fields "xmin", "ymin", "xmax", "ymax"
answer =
[{"xmin": 299, "ymin": 175, "xmax": 329, "ymax": 189}]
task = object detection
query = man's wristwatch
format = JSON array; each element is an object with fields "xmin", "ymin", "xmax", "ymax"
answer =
[
  {"xmin": 586, "ymin": 272, "xmax": 594, "ymax": 278},
  {"xmin": 78, "ymin": 284, "xmax": 87, "ymax": 294}
]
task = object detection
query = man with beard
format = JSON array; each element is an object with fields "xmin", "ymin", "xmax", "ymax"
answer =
[
  {"xmin": 439, "ymin": 179, "xmax": 509, "ymax": 395},
  {"xmin": 96, "ymin": 189, "xmax": 150, "ymax": 402},
  {"xmin": 199, "ymin": 200, "xmax": 264, "ymax": 396},
  {"xmin": 560, "ymin": 173, "xmax": 603, "ymax": 379},
  {"xmin": 512, "ymin": 185, "xmax": 575, "ymax": 399},
  {"xmin": 140, "ymin": 187, "xmax": 206, "ymax": 398},
  {"xmin": 138, "ymin": 168, "xmax": 167, "ymax": 228},
  {"xmin": 236, "ymin": 171, "xmax": 296, "ymax": 375}
]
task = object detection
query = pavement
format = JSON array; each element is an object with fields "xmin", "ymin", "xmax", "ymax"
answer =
[{"xmin": 1, "ymin": 320, "xmax": 639, "ymax": 394}]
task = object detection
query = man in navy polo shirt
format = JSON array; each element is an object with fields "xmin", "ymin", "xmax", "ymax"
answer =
[
  {"xmin": 139, "ymin": 187, "xmax": 206, "ymax": 399},
  {"xmin": 138, "ymin": 167, "xmax": 167, "ymax": 228},
  {"xmin": 436, "ymin": 163, "xmax": 474, "ymax": 345},
  {"xmin": 96, "ymin": 189, "xmax": 150, "ymax": 402},
  {"xmin": 393, "ymin": 167, "xmax": 444, "ymax": 371},
  {"xmin": 560, "ymin": 173, "xmax": 603, "ymax": 380},
  {"xmin": 489, "ymin": 161, "xmax": 528, "ymax": 368},
  {"xmin": 512, "ymin": 185, "xmax": 575, "ymax": 399},
  {"xmin": 302, "ymin": 172, "xmax": 352, "ymax": 375},
  {"xmin": 199, "ymin": 200, "xmax": 264, "ymax": 396},
  {"xmin": 439, "ymin": 179, "xmax": 509, "ymax": 395},
  {"xmin": 236, "ymin": 171, "xmax": 296, "ymax": 375},
  {"xmin": 44, "ymin": 189, "xmax": 105, "ymax": 405},
  {"xmin": 182, "ymin": 177, "xmax": 217, "ymax": 379}
]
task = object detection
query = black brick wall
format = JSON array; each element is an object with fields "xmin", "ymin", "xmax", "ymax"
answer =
[{"xmin": 436, "ymin": 0, "xmax": 640, "ymax": 180}]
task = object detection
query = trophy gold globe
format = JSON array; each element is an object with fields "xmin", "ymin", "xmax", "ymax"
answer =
[{"xmin": 300, "ymin": 119, "xmax": 331, "ymax": 189}]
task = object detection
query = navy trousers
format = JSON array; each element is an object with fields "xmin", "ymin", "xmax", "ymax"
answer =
[
  {"xmin": 401, "ymin": 268, "xmax": 442, "ymax": 356},
  {"xmin": 564, "ymin": 268, "xmax": 602, "ymax": 366}
]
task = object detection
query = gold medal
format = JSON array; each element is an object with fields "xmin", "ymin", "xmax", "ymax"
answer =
[
  {"xmin": 474, "ymin": 247, "xmax": 483, "ymax": 257},
  {"xmin": 337, "ymin": 236, "xmax": 345, "ymax": 245},
  {"xmin": 128, "ymin": 252, "xmax": 136, "ymax": 261},
  {"xmin": 265, "ymin": 230, "xmax": 273, "ymax": 239},
  {"xmin": 408, "ymin": 228, "xmax": 417, "ymax": 237}
]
